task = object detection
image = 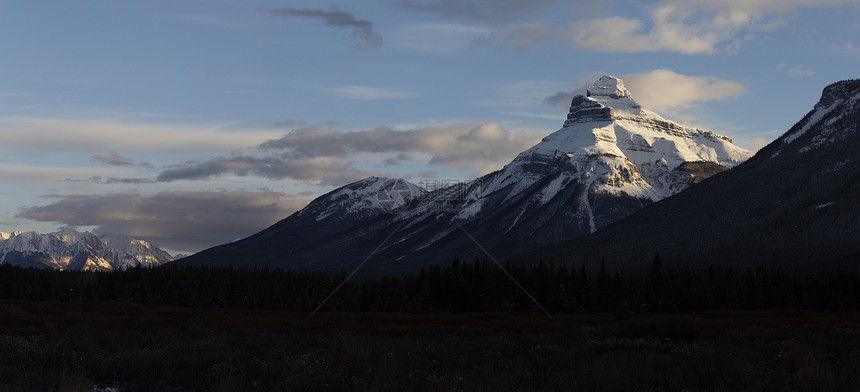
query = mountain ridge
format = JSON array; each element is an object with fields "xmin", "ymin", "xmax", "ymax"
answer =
[
  {"xmin": 175, "ymin": 75, "xmax": 752, "ymax": 274},
  {"xmin": 0, "ymin": 228, "xmax": 174, "ymax": 271},
  {"xmin": 530, "ymin": 78, "xmax": 860, "ymax": 272}
]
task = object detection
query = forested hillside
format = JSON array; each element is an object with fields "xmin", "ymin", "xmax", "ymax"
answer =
[{"xmin": 3, "ymin": 259, "xmax": 859, "ymax": 314}]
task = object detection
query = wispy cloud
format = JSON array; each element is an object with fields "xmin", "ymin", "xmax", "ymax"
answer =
[
  {"xmin": 786, "ymin": 65, "xmax": 816, "ymax": 77},
  {"xmin": 540, "ymin": 69, "xmax": 746, "ymax": 117},
  {"xmin": 18, "ymin": 190, "xmax": 311, "ymax": 253},
  {"xmin": 394, "ymin": 0, "xmax": 557, "ymax": 23},
  {"xmin": 267, "ymin": 7, "xmax": 383, "ymax": 50},
  {"xmin": 0, "ymin": 117, "xmax": 283, "ymax": 155},
  {"xmin": 319, "ymin": 85, "xmax": 417, "ymax": 100},
  {"xmin": 156, "ymin": 155, "xmax": 376, "ymax": 186},
  {"xmin": 90, "ymin": 153, "xmax": 152, "ymax": 168},
  {"xmin": 81, "ymin": 176, "xmax": 156, "ymax": 185},
  {"xmin": 746, "ymin": 137, "xmax": 770, "ymax": 151},
  {"xmin": 390, "ymin": 23, "xmax": 490, "ymax": 52},
  {"xmin": 167, "ymin": 14, "xmax": 258, "ymax": 29},
  {"xmin": 833, "ymin": 42, "xmax": 860, "ymax": 54},
  {"xmin": 777, "ymin": 63, "xmax": 817, "ymax": 77},
  {"xmin": 274, "ymin": 118, "xmax": 306, "ymax": 128},
  {"xmin": 155, "ymin": 122, "xmax": 544, "ymax": 184},
  {"xmin": 216, "ymin": 90, "xmax": 265, "ymax": 95},
  {"xmin": 258, "ymin": 122, "xmax": 543, "ymax": 174},
  {"xmin": 621, "ymin": 69, "xmax": 746, "ymax": 110},
  {"xmin": 402, "ymin": 0, "xmax": 860, "ymax": 54},
  {"xmin": 0, "ymin": 165, "xmax": 139, "ymax": 183},
  {"xmin": 570, "ymin": 13, "xmax": 723, "ymax": 55},
  {"xmin": 500, "ymin": 111, "xmax": 561, "ymax": 120},
  {"xmin": 542, "ymin": 88, "xmax": 586, "ymax": 109},
  {"xmin": 0, "ymin": 92, "xmax": 37, "ymax": 97},
  {"xmin": 476, "ymin": 80, "xmax": 568, "ymax": 109}
]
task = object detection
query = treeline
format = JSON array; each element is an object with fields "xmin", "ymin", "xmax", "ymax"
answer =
[{"xmin": 1, "ymin": 257, "xmax": 859, "ymax": 314}]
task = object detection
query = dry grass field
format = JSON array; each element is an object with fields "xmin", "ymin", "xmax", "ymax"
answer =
[{"xmin": 1, "ymin": 301, "xmax": 860, "ymax": 391}]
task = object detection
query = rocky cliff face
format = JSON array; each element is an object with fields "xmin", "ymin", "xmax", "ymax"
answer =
[{"xmin": 176, "ymin": 75, "xmax": 752, "ymax": 275}]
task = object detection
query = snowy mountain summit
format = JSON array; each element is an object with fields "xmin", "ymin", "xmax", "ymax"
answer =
[
  {"xmin": 538, "ymin": 75, "xmax": 749, "ymax": 198},
  {"xmin": 536, "ymin": 78, "xmax": 860, "ymax": 272},
  {"xmin": 0, "ymin": 228, "xmax": 174, "ymax": 271},
  {"xmin": 178, "ymin": 75, "xmax": 753, "ymax": 274},
  {"xmin": 465, "ymin": 75, "xmax": 752, "ymax": 226}
]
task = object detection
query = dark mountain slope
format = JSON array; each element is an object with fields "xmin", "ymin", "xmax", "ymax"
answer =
[
  {"xmin": 533, "ymin": 79, "xmax": 860, "ymax": 273},
  {"xmin": 175, "ymin": 76, "xmax": 751, "ymax": 274}
]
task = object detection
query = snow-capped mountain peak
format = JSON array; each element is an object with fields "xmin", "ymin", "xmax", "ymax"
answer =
[
  {"xmin": 587, "ymin": 75, "xmax": 632, "ymax": 99},
  {"xmin": 479, "ymin": 75, "xmax": 752, "ymax": 208},
  {"xmin": 177, "ymin": 75, "xmax": 755, "ymax": 274},
  {"xmin": 0, "ymin": 228, "xmax": 173, "ymax": 271},
  {"xmin": 562, "ymin": 75, "xmax": 663, "ymax": 127}
]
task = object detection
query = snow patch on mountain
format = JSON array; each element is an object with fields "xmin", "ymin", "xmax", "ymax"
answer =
[
  {"xmin": 784, "ymin": 99, "xmax": 844, "ymax": 146},
  {"xmin": 295, "ymin": 177, "xmax": 427, "ymax": 222},
  {"xmin": 773, "ymin": 80, "xmax": 860, "ymax": 158},
  {"xmin": 799, "ymin": 91, "xmax": 860, "ymax": 153}
]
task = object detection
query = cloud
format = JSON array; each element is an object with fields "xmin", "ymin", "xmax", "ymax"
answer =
[
  {"xmin": 833, "ymin": 42, "xmax": 860, "ymax": 54},
  {"xmin": 0, "ymin": 164, "xmax": 141, "ymax": 184},
  {"xmin": 90, "ymin": 153, "xmax": 135, "ymax": 166},
  {"xmin": 267, "ymin": 7, "xmax": 382, "ymax": 50},
  {"xmin": 390, "ymin": 23, "xmax": 490, "ymax": 52},
  {"xmin": 426, "ymin": 122, "xmax": 536, "ymax": 173},
  {"xmin": 274, "ymin": 118, "xmax": 306, "ymax": 128},
  {"xmin": 570, "ymin": 14, "xmax": 723, "ymax": 54},
  {"xmin": 474, "ymin": 22, "xmax": 559, "ymax": 51},
  {"xmin": 0, "ymin": 92, "xmax": 36, "ymax": 98},
  {"xmin": 157, "ymin": 155, "xmax": 375, "ymax": 186},
  {"xmin": 18, "ymin": 190, "xmax": 311, "ymax": 254},
  {"xmin": 570, "ymin": 0, "xmax": 860, "ymax": 54},
  {"xmin": 383, "ymin": 153, "xmax": 413, "ymax": 166},
  {"xmin": 90, "ymin": 153, "xmax": 152, "ymax": 168},
  {"xmin": 258, "ymin": 122, "xmax": 544, "ymax": 174},
  {"xmin": 543, "ymin": 91, "xmax": 575, "ymax": 109},
  {"xmin": 156, "ymin": 122, "xmax": 544, "ymax": 184},
  {"xmin": 746, "ymin": 137, "xmax": 770, "ymax": 151},
  {"xmin": 394, "ymin": 0, "xmax": 557, "ymax": 23},
  {"xmin": 786, "ymin": 65, "xmax": 815, "ymax": 77},
  {"xmin": 542, "ymin": 87, "xmax": 587, "ymax": 109},
  {"xmin": 541, "ymin": 70, "xmax": 745, "ymax": 113},
  {"xmin": 79, "ymin": 176, "xmax": 156, "ymax": 185},
  {"xmin": 417, "ymin": 0, "xmax": 859, "ymax": 54},
  {"xmin": 501, "ymin": 111, "xmax": 562, "ymax": 120},
  {"xmin": 621, "ymin": 69, "xmax": 746, "ymax": 111},
  {"xmin": 476, "ymin": 80, "xmax": 572, "ymax": 109},
  {"xmin": 167, "ymin": 14, "xmax": 258, "ymax": 29},
  {"xmin": 319, "ymin": 85, "xmax": 417, "ymax": 100},
  {"xmin": 0, "ymin": 117, "xmax": 283, "ymax": 155}
]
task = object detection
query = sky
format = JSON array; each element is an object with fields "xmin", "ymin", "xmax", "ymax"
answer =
[{"xmin": 1, "ymin": 0, "xmax": 858, "ymax": 255}]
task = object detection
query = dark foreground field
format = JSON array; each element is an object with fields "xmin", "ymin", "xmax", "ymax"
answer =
[{"xmin": 2, "ymin": 301, "xmax": 860, "ymax": 391}]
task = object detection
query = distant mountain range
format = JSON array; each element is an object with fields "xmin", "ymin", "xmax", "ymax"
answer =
[
  {"xmin": 0, "ymin": 229, "xmax": 174, "ymax": 271},
  {"xmin": 535, "ymin": 79, "xmax": 860, "ymax": 272},
  {"xmin": 176, "ymin": 75, "xmax": 753, "ymax": 274}
]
